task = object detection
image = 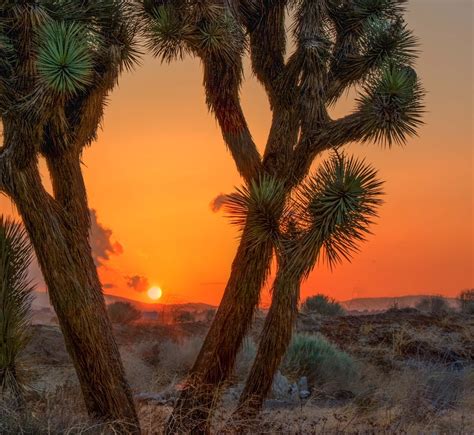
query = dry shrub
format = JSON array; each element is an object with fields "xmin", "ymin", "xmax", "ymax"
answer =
[
  {"xmin": 107, "ymin": 302, "xmax": 141, "ymax": 325},
  {"xmin": 136, "ymin": 341, "xmax": 161, "ymax": 368},
  {"xmin": 301, "ymin": 294, "xmax": 345, "ymax": 316},
  {"xmin": 416, "ymin": 296, "xmax": 451, "ymax": 315},
  {"xmin": 459, "ymin": 289, "xmax": 474, "ymax": 315},
  {"xmin": 282, "ymin": 333, "xmax": 357, "ymax": 391},
  {"xmin": 158, "ymin": 336, "xmax": 203, "ymax": 375}
]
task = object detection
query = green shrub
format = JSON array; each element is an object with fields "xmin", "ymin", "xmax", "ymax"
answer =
[
  {"xmin": 173, "ymin": 310, "xmax": 195, "ymax": 323},
  {"xmin": 415, "ymin": 296, "xmax": 450, "ymax": 315},
  {"xmin": 459, "ymin": 289, "xmax": 474, "ymax": 315},
  {"xmin": 301, "ymin": 294, "xmax": 345, "ymax": 316},
  {"xmin": 282, "ymin": 333, "xmax": 356, "ymax": 390},
  {"xmin": 107, "ymin": 302, "xmax": 141, "ymax": 324}
]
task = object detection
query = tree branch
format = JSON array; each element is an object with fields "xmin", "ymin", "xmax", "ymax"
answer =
[
  {"xmin": 289, "ymin": 112, "xmax": 366, "ymax": 186},
  {"xmin": 202, "ymin": 55, "xmax": 263, "ymax": 182},
  {"xmin": 241, "ymin": 0, "xmax": 287, "ymax": 106}
]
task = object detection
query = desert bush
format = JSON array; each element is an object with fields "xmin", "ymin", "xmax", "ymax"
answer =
[
  {"xmin": 282, "ymin": 333, "xmax": 356, "ymax": 390},
  {"xmin": 416, "ymin": 296, "xmax": 451, "ymax": 315},
  {"xmin": 137, "ymin": 341, "xmax": 161, "ymax": 368},
  {"xmin": 301, "ymin": 294, "xmax": 345, "ymax": 316},
  {"xmin": 158, "ymin": 336, "xmax": 204, "ymax": 375},
  {"xmin": 173, "ymin": 310, "xmax": 195, "ymax": 323},
  {"xmin": 459, "ymin": 289, "xmax": 474, "ymax": 315},
  {"xmin": 107, "ymin": 302, "xmax": 141, "ymax": 325},
  {"xmin": 205, "ymin": 309, "xmax": 216, "ymax": 322}
]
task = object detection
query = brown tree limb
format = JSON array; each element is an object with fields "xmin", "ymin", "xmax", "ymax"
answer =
[{"xmin": 202, "ymin": 55, "xmax": 263, "ymax": 182}]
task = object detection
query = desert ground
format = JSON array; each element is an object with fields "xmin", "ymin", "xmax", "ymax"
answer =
[{"xmin": 2, "ymin": 299, "xmax": 473, "ymax": 434}]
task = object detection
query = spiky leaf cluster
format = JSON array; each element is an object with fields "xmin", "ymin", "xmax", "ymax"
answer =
[
  {"xmin": 223, "ymin": 176, "xmax": 286, "ymax": 249},
  {"xmin": 0, "ymin": 0, "xmax": 140, "ymax": 157},
  {"xmin": 291, "ymin": 152, "xmax": 384, "ymax": 271},
  {"xmin": 36, "ymin": 22, "xmax": 93, "ymax": 95},
  {"xmin": 223, "ymin": 153, "xmax": 384, "ymax": 273},
  {"xmin": 356, "ymin": 64, "xmax": 424, "ymax": 145},
  {"xmin": 141, "ymin": 1, "xmax": 245, "ymax": 64},
  {"xmin": 0, "ymin": 216, "xmax": 34, "ymax": 398}
]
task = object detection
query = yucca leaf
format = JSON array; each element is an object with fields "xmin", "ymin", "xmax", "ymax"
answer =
[
  {"xmin": 0, "ymin": 216, "xmax": 34, "ymax": 400},
  {"xmin": 223, "ymin": 175, "xmax": 286, "ymax": 249},
  {"xmin": 36, "ymin": 21, "xmax": 93, "ymax": 95},
  {"xmin": 289, "ymin": 152, "xmax": 384, "ymax": 273},
  {"xmin": 355, "ymin": 63, "xmax": 425, "ymax": 146},
  {"xmin": 145, "ymin": 4, "xmax": 192, "ymax": 63}
]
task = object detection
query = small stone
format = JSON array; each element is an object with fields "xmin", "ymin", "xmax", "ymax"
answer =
[{"xmin": 272, "ymin": 370, "xmax": 290, "ymax": 398}]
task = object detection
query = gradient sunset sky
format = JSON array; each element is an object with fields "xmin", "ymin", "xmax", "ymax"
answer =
[{"xmin": 1, "ymin": 0, "xmax": 472, "ymax": 305}]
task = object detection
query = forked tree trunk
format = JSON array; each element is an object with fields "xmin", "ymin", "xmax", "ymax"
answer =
[
  {"xmin": 6, "ymin": 160, "xmax": 140, "ymax": 432},
  {"xmin": 166, "ymin": 229, "xmax": 274, "ymax": 434},
  {"xmin": 234, "ymin": 268, "xmax": 300, "ymax": 422}
]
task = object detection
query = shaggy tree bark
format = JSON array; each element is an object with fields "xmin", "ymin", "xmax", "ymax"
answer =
[
  {"xmin": 0, "ymin": 136, "xmax": 139, "ymax": 429},
  {"xmin": 234, "ymin": 266, "xmax": 299, "ymax": 420},
  {"xmin": 166, "ymin": 225, "xmax": 274, "ymax": 433},
  {"xmin": 0, "ymin": 2, "xmax": 142, "ymax": 428}
]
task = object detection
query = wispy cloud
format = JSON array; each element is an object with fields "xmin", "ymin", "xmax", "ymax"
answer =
[
  {"xmin": 209, "ymin": 193, "xmax": 229, "ymax": 213},
  {"xmin": 126, "ymin": 275, "xmax": 150, "ymax": 293}
]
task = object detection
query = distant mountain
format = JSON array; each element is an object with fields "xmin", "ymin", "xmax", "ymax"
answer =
[
  {"xmin": 340, "ymin": 295, "xmax": 458, "ymax": 312},
  {"xmin": 32, "ymin": 291, "xmax": 215, "ymax": 314},
  {"xmin": 32, "ymin": 291, "xmax": 459, "ymax": 317}
]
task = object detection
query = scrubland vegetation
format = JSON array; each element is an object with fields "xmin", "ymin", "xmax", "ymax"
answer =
[{"xmin": 1, "ymin": 293, "xmax": 473, "ymax": 434}]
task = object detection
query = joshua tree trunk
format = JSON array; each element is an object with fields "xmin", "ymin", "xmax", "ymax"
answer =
[
  {"xmin": 166, "ymin": 226, "xmax": 273, "ymax": 434},
  {"xmin": 234, "ymin": 267, "xmax": 300, "ymax": 421},
  {"xmin": 2, "ymin": 152, "xmax": 139, "ymax": 430}
]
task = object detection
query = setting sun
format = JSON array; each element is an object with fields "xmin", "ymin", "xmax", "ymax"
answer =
[{"xmin": 147, "ymin": 286, "xmax": 163, "ymax": 301}]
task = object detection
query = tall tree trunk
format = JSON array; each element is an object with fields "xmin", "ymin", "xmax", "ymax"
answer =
[
  {"xmin": 6, "ymin": 160, "xmax": 140, "ymax": 432},
  {"xmin": 166, "ymin": 229, "xmax": 274, "ymax": 434},
  {"xmin": 234, "ymin": 267, "xmax": 300, "ymax": 421}
]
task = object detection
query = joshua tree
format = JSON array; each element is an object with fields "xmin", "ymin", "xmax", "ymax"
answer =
[
  {"xmin": 0, "ymin": 217, "xmax": 34, "ymax": 408},
  {"xmin": 141, "ymin": 0, "xmax": 424, "ymax": 431},
  {"xmin": 232, "ymin": 152, "xmax": 383, "ymax": 419},
  {"xmin": 0, "ymin": 1, "xmax": 140, "ymax": 428}
]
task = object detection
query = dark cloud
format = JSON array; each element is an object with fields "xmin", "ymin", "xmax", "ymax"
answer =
[
  {"xmin": 210, "ymin": 193, "xmax": 229, "ymax": 213},
  {"xmin": 126, "ymin": 275, "xmax": 149, "ymax": 293},
  {"xmin": 89, "ymin": 209, "xmax": 123, "ymax": 266},
  {"xmin": 103, "ymin": 283, "xmax": 116, "ymax": 289}
]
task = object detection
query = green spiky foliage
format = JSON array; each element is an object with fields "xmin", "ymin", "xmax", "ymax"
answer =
[
  {"xmin": 226, "ymin": 152, "xmax": 384, "ymax": 277},
  {"xmin": 291, "ymin": 152, "xmax": 384, "ymax": 271},
  {"xmin": 0, "ymin": 216, "xmax": 34, "ymax": 405},
  {"xmin": 36, "ymin": 22, "xmax": 94, "ymax": 95},
  {"xmin": 0, "ymin": 1, "xmax": 141, "ymax": 427},
  {"xmin": 142, "ymin": 0, "xmax": 424, "ymax": 431},
  {"xmin": 0, "ymin": 1, "xmax": 140, "ymax": 153}
]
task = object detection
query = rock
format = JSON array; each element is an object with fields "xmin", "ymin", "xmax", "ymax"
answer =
[
  {"xmin": 272, "ymin": 370, "xmax": 291, "ymax": 398},
  {"xmin": 298, "ymin": 376, "xmax": 311, "ymax": 399},
  {"xmin": 298, "ymin": 376, "xmax": 309, "ymax": 391}
]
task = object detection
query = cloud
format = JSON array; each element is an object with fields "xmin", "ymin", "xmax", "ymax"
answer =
[
  {"xmin": 103, "ymin": 283, "xmax": 116, "ymax": 289},
  {"xmin": 89, "ymin": 209, "xmax": 123, "ymax": 266},
  {"xmin": 126, "ymin": 275, "xmax": 149, "ymax": 293},
  {"xmin": 210, "ymin": 193, "xmax": 229, "ymax": 213}
]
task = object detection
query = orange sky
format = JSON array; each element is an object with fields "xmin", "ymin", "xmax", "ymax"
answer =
[{"xmin": 1, "ymin": 0, "xmax": 473, "ymax": 306}]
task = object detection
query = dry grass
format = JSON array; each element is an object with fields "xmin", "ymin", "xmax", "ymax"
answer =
[{"xmin": 3, "ymin": 311, "xmax": 472, "ymax": 434}]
